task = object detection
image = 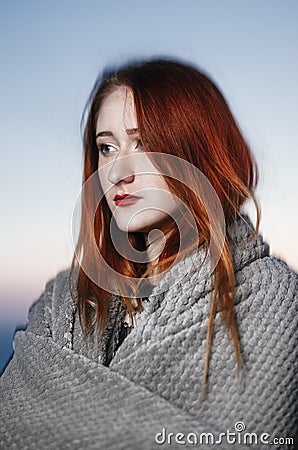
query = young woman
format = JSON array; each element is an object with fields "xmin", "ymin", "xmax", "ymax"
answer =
[{"xmin": 1, "ymin": 58, "xmax": 297, "ymax": 449}]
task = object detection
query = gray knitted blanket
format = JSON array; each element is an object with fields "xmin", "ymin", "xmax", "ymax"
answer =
[{"xmin": 1, "ymin": 216, "xmax": 298, "ymax": 449}]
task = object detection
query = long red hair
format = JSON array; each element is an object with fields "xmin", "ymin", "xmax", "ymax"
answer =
[{"xmin": 70, "ymin": 58, "xmax": 260, "ymax": 383}]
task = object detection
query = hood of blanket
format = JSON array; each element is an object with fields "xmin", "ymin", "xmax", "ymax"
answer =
[
  {"xmin": 139, "ymin": 214, "xmax": 269, "ymax": 313},
  {"xmin": 109, "ymin": 214, "xmax": 270, "ymax": 368}
]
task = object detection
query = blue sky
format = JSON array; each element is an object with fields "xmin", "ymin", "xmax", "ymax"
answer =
[{"xmin": 1, "ymin": 0, "xmax": 297, "ymax": 328}]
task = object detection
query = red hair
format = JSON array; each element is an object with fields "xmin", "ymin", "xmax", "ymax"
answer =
[{"xmin": 70, "ymin": 58, "xmax": 260, "ymax": 384}]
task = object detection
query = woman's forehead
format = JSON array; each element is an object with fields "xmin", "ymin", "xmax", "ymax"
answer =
[{"xmin": 96, "ymin": 87, "xmax": 137, "ymax": 133}]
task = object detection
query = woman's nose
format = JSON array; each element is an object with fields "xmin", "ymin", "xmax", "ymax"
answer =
[{"xmin": 107, "ymin": 154, "xmax": 135, "ymax": 185}]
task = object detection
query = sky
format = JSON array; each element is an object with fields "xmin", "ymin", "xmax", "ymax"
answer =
[{"xmin": 0, "ymin": 0, "xmax": 297, "ymax": 366}]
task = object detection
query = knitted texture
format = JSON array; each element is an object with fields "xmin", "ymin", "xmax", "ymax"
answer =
[{"xmin": 0, "ymin": 216, "xmax": 297, "ymax": 449}]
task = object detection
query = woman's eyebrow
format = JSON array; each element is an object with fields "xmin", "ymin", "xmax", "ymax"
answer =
[
  {"xmin": 126, "ymin": 128, "xmax": 139, "ymax": 136},
  {"xmin": 96, "ymin": 131, "xmax": 113, "ymax": 138},
  {"xmin": 95, "ymin": 128, "xmax": 139, "ymax": 139}
]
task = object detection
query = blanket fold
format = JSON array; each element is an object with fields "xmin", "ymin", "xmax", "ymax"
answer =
[
  {"xmin": 1, "ymin": 331, "xmax": 223, "ymax": 449},
  {"xmin": 1, "ymin": 215, "xmax": 298, "ymax": 449}
]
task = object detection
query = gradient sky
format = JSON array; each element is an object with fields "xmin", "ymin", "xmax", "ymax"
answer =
[{"xmin": 1, "ymin": 0, "xmax": 297, "ymax": 328}]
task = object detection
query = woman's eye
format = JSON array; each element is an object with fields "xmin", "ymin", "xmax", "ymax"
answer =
[
  {"xmin": 98, "ymin": 144, "xmax": 117, "ymax": 156},
  {"xmin": 135, "ymin": 139, "xmax": 143, "ymax": 150}
]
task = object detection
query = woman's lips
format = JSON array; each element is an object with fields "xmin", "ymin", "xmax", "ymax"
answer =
[{"xmin": 114, "ymin": 195, "xmax": 142, "ymax": 207}]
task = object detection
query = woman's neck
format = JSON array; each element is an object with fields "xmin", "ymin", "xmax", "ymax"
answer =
[{"xmin": 145, "ymin": 229, "xmax": 167, "ymax": 286}]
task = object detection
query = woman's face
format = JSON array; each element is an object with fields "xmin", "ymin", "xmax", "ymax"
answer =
[{"xmin": 96, "ymin": 87, "xmax": 179, "ymax": 234}]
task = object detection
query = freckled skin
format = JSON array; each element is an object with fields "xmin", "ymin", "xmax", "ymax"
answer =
[{"xmin": 96, "ymin": 87, "xmax": 179, "ymax": 234}]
